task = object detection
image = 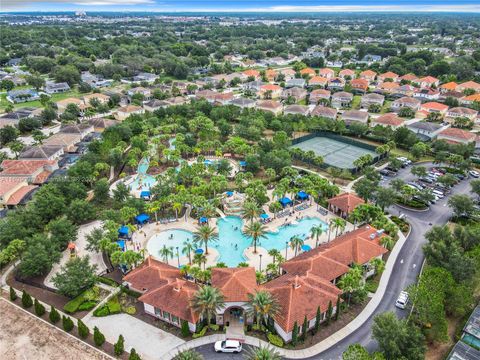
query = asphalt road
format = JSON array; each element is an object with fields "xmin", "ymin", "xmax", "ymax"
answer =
[{"xmin": 195, "ymin": 163, "xmax": 475, "ymax": 360}]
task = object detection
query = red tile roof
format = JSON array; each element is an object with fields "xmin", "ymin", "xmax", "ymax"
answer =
[
  {"xmin": 300, "ymin": 68, "xmax": 316, "ymax": 75},
  {"xmin": 5, "ymin": 185, "xmax": 38, "ymax": 205},
  {"xmin": 327, "ymin": 192, "xmax": 365, "ymax": 214},
  {"xmin": 373, "ymin": 113, "xmax": 404, "ymax": 127},
  {"xmin": 440, "ymin": 82, "xmax": 458, "ymax": 91},
  {"xmin": 123, "ymin": 256, "xmax": 181, "ymax": 292},
  {"xmin": 379, "ymin": 71, "xmax": 398, "ymax": 80},
  {"xmin": 309, "ymin": 76, "xmax": 328, "ymax": 85},
  {"xmin": 421, "ymin": 102, "xmax": 449, "ymax": 112},
  {"xmin": 243, "ymin": 69, "xmax": 260, "ymax": 77},
  {"xmin": 438, "ymin": 128, "xmax": 476, "ymax": 142},
  {"xmin": 1, "ymin": 159, "xmax": 56, "ymax": 176},
  {"xmin": 211, "ymin": 267, "xmax": 257, "ymax": 302},
  {"xmin": 360, "ymin": 70, "xmax": 377, "ymax": 78}
]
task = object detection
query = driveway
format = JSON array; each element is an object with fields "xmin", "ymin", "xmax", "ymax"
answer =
[{"xmin": 86, "ymin": 314, "xmax": 185, "ymax": 360}]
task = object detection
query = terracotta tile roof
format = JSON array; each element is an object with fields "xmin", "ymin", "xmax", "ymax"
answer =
[
  {"xmin": 339, "ymin": 69, "xmax": 355, "ymax": 77},
  {"xmin": 378, "ymin": 82, "xmax": 399, "ymax": 91},
  {"xmin": 310, "ymin": 89, "xmax": 331, "ymax": 97},
  {"xmin": 373, "ymin": 113, "xmax": 404, "ymax": 127},
  {"xmin": 327, "ymin": 192, "xmax": 365, "ymax": 214},
  {"xmin": 260, "ymin": 84, "xmax": 282, "ymax": 91},
  {"xmin": 462, "ymin": 94, "xmax": 480, "ymax": 102},
  {"xmin": 311, "ymin": 105, "xmax": 337, "ymax": 118},
  {"xmin": 256, "ymin": 100, "xmax": 282, "ymax": 110},
  {"xmin": 5, "ymin": 185, "xmax": 38, "ymax": 205},
  {"xmin": 280, "ymin": 68, "xmax": 296, "ymax": 75},
  {"xmin": 394, "ymin": 96, "xmax": 421, "ymax": 106},
  {"xmin": 421, "ymin": 102, "xmax": 449, "ymax": 112},
  {"xmin": 440, "ymin": 82, "xmax": 458, "ymax": 91},
  {"xmin": 360, "ymin": 70, "xmax": 377, "ymax": 78},
  {"xmin": 33, "ymin": 170, "xmax": 52, "ymax": 184},
  {"xmin": 123, "ymin": 256, "xmax": 181, "ymax": 292},
  {"xmin": 300, "ymin": 68, "xmax": 316, "ymax": 75},
  {"xmin": 419, "ymin": 76, "xmax": 439, "ymax": 84},
  {"xmin": 0, "ymin": 176, "xmax": 28, "ymax": 197},
  {"xmin": 318, "ymin": 68, "xmax": 335, "ymax": 76},
  {"xmin": 309, "ymin": 76, "xmax": 328, "ymax": 85},
  {"xmin": 438, "ymin": 128, "xmax": 476, "ymax": 142},
  {"xmin": 211, "ymin": 267, "xmax": 257, "ymax": 302},
  {"xmin": 379, "ymin": 71, "xmax": 398, "ymax": 80},
  {"xmin": 351, "ymin": 78, "xmax": 369, "ymax": 89},
  {"xmin": 243, "ymin": 69, "xmax": 260, "ymax": 77},
  {"xmin": 400, "ymin": 73, "xmax": 418, "ymax": 82},
  {"xmin": 139, "ymin": 278, "xmax": 200, "ymax": 324},
  {"xmin": 447, "ymin": 107, "xmax": 478, "ymax": 117},
  {"xmin": 458, "ymin": 81, "xmax": 480, "ymax": 91},
  {"xmin": 1, "ymin": 159, "xmax": 56, "ymax": 176},
  {"xmin": 265, "ymin": 69, "xmax": 277, "ymax": 77},
  {"xmin": 118, "ymin": 105, "xmax": 143, "ymax": 113}
]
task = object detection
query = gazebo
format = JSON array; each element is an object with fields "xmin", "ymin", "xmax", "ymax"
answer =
[
  {"xmin": 279, "ymin": 197, "xmax": 293, "ymax": 207},
  {"xmin": 118, "ymin": 225, "xmax": 130, "ymax": 239},
  {"xmin": 135, "ymin": 213, "xmax": 150, "ymax": 224},
  {"xmin": 199, "ymin": 217, "xmax": 208, "ymax": 225},
  {"xmin": 116, "ymin": 239, "xmax": 126, "ymax": 251},
  {"xmin": 297, "ymin": 191, "xmax": 309, "ymax": 201},
  {"xmin": 140, "ymin": 190, "xmax": 151, "ymax": 200}
]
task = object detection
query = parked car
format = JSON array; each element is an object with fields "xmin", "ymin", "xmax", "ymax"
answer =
[
  {"xmin": 419, "ymin": 177, "xmax": 434, "ymax": 184},
  {"xmin": 432, "ymin": 189, "xmax": 444, "ymax": 198},
  {"xmin": 380, "ymin": 169, "xmax": 394, "ymax": 177},
  {"xmin": 395, "ymin": 291, "xmax": 409, "ymax": 309},
  {"xmin": 385, "ymin": 167, "xmax": 398, "ymax": 173},
  {"xmin": 214, "ymin": 340, "xmax": 243, "ymax": 353},
  {"xmin": 455, "ymin": 173, "xmax": 465, "ymax": 181},
  {"xmin": 469, "ymin": 170, "xmax": 480, "ymax": 178}
]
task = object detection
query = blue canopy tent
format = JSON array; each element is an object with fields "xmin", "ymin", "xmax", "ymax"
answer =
[
  {"xmin": 135, "ymin": 213, "xmax": 150, "ymax": 224},
  {"xmin": 116, "ymin": 240, "xmax": 126, "ymax": 251},
  {"xmin": 226, "ymin": 191, "xmax": 234, "ymax": 197},
  {"xmin": 297, "ymin": 191, "xmax": 309, "ymax": 200},
  {"xmin": 199, "ymin": 217, "xmax": 208, "ymax": 224},
  {"xmin": 195, "ymin": 248, "xmax": 204, "ymax": 255},
  {"xmin": 118, "ymin": 225, "xmax": 130, "ymax": 238},
  {"xmin": 279, "ymin": 197, "xmax": 293, "ymax": 207},
  {"xmin": 239, "ymin": 161, "xmax": 247, "ymax": 167},
  {"xmin": 301, "ymin": 244, "xmax": 312, "ymax": 252},
  {"xmin": 140, "ymin": 190, "xmax": 151, "ymax": 199},
  {"xmin": 260, "ymin": 213, "xmax": 269, "ymax": 219}
]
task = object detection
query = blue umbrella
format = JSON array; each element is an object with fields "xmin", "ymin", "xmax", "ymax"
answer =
[
  {"xmin": 195, "ymin": 248, "xmax": 204, "ymax": 254},
  {"xmin": 301, "ymin": 244, "xmax": 312, "ymax": 252},
  {"xmin": 260, "ymin": 213, "xmax": 269, "ymax": 219}
]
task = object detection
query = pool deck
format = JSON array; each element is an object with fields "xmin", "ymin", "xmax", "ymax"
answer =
[{"xmin": 128, "ymin": 200, "xmax": 353, "ymax": 271}]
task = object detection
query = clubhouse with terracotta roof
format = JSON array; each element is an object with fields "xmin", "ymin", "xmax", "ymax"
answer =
[{"xmin": 124, "ymin": 225, "xmax": 387, "ymax": 342}]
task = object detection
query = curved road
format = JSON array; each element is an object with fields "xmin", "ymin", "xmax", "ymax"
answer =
[{"xmin": 196, "ymin": 163, "xmax": 474, "ymax": 360}]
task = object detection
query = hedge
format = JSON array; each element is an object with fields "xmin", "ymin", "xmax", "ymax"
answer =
[
  {"xmin": 78, "ymin": 300, "xmax": 97, "ymax": 311},
  {"xmin": 93, "ymin": 296, "xmax": 122, "ymax": 317},
  {"xmin": 96, "ymin": 276, "xmax": 119, "ymax": 287},
  {"xmin": 64, "ymin": 287, "xmax": 99, "ymax": 313},
  {"xmin": 267, "ymin": 333, "xmax": 284, "ymax": 347},
  {"xmin": 120, "ymin": 286, "xmax": 142, "ymax": 298}
]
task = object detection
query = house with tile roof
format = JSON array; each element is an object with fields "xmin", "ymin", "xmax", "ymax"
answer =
[
  {"xmin": 339, "ymin": 69, "xmax": 355, "ymax": 79},
  {"xmin": 256, "ymin": 100, "xmax": 283, "ymax": 115},
  {"xmin": 399, "ymin": 73, "xmax": 418, "ymax": 83},
  {"xmin": 279, "ymin": 68, "xmax": 296, "ymax": 81},
  {"xmin": 420, "ymin": 102, "xmax": 449, "ymax": 115},
  {"xmin": 43, "ymin": 133, "xmax": 83, "ymax": 153},
  {"xmin": 457, "ymin": 81, "xmax": 480, "ymax": 93},
  {"xmin": 331, "ymin": 91, "xmax": 353, "ymax": 109},
  {"xmin": 378, "ymin": 72, "xmax": 399, "ymax": 82},
  {"xmin": 360, "ymin": 93, "xmax": 385, "ymax": 108},
  {"xmin": 265, "ymin": 69, "xmax": 278, "ymax": 82},
  {"xmin": 407, "ymin": 121, "xmax": 447, "ymax": 141},
  {"xmin": 359, "ymin": 70, "xmax": 377, "ymax": 83},
  {"xmin": 281, "ymin": 87, "xmax": 308, "ymax": 103},
  {"xmin": 243, "ymin": 69, "xmax": 261, "ymax": 79},
  {"xmin": 439, "ymin": 82, "xmax": 458, "ymax": 93},
  {"xmin": 417, "ymin": 76, "xmax": 440, "ymax": 89},
  {"xmin": 437, "ymin": 128, "xmax": 477, "ymax": 145},
  {"xmin": 446, "ymin": 107, "xmax": 479, "ymax": 122},
  {"xmin": 311, "ymin": 105, "xmax": 338, "ymax": 120},
  {"xmin": 285, "ymin": 78, "xmax": 306, "ymax": 88},
  {"xmin": 308, "ymin": 76, "xmax": 328, "ymax": 88},
  {"xmin": 391, "ymin": 97, "xmax": 421, "ymax": 112},
  {"xmin": 327, "ymin": 192, "xmax": 365, "ymax": 218},
  {"xmin": 309, "ymin": 89, "xmax": 331, "ymax": 105},
  {"xmin": 350, "ymin": 79, "xmax": 369, "ymax": 94},
  {"xmin": 341, "ymin": 110, "xmax": 369, "ymax": 125},
  {"xmin": 259, "ymin": 84, "xmax": 282, "ymax": 99},
  {"xmin": 230, "ymin": 97, "xmax": 256, "ymax": 109},
  {"xmin": 19, "ymin": 145, "xmax": 64, "ymax": 160},
  {"xmin": 327, "ymin": 77, "xmax": 346, "ymax": 91},
  {"xmin": 318, "ymin": 68, "xmax": 335, "ymax": 79},
  {"xmin": 300, "ymin": 68, "xmax": 316, "ymax": 78},
  {"xmin": 88, "ymin": 118, "xmax": 117, "ymax": 132},
  {"xmin": 460, "ymin": 94, "xmax": 480, "ymax": 107},
  {"xmin": 0, "ymin": 177, "xmax": 37, "ymax": 209},
  {"xmin": 1, "ymin": 159, "xmax": 58, "ymax": 185},
  {"xmin": 114, "ymin": 105, "xmax": 145, "ymax": 121},
  {"xmin": 371, "ymin": 113, "xmax": 405, "ymax": 129},
  {"xmin": 284, "ymin": 104, "xmax": 310, "ymax": 116},
  {"xmin": 413, "ymin": 88, "xmax": 440, "ymax": 101}
]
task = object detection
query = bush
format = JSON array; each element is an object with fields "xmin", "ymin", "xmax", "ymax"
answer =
[
  {"xmin": 93, "ymin": 326, "xmax": 105, "ymax": 347},
  {"xmin": 9, "ymin": 286, "xmax": 17, "ymax": 301},
  {"xmin": 93, "ymin": 296, "xmax": 122, "ymax": 317},
  {"xmin": 192, "ymin": 326, "xmax": 207, "ymax": 339},
  {"xmin": 97, "ymin": 276, "xmax": 119, "ymax": 287},
  {"xmin": 365, "ymin": 279, "xmax": 380, "ymax": 293},
  {"xmin": 114, "ymin": 334, "xmax": 125, "ymax": 356},
  {"xmin": 49, "ymin": 306, "xmax": 60, "ymax": 323},
  {"xmin": 21, "ymin": 290, "xmax": 33, "ymax": 308},
  {"xmin": 209, "ymin": 324, "xmax": 219, "ymax": 331},
  {"xmin": 62, "ymin": 315, "xmax": 74, "ymax": 332},
  {"xmin": 78, "ymin": 319, "xmax": 89, "ymax": 339},
  {"xmin": 34, "ymin": 298, "xmax": 45, "ymax": 316},
  {"xmin": 390, "ymin": 216, "xmax": 410, "ymax": 233},
  {"xmin": 129, "ymin": 348, "xmax": 141, "ymax": 360},
  {"xmin": 78, "ymin": 300, "xmax": 97, "ymax": 311},
  {"xmin": 120, "ymin": 286, "xmax": 142, "ymax": 298},
  {"xmin": 64, "ymin": 287, "xmax": 99, "ymax": 313},
  {"xmin": 267, "ymin": 333, "xmax": 284, "ymax": 347},
  {"xmin": 93, "ymin": 305, "xmax": 110, "ymax": 317},
  {"xmin": 181, "ymin": 320, "xmax": 190, "ymax": 337},
  {"xmin": 124, "ymin": 306, "xmax": 136, "ymax": 315}
]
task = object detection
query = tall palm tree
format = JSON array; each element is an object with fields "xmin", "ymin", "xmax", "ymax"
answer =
[
  {"xmin": 242, "ymin": 201, "xmax": 261, "ymax": 224},
  {"xmin": 193, "ymin": 225, "xmax": 218, "ymax": 255},
  {"xmin": 290, "ymin": 235, "xmax": 304, "ymax": 257},
  {"xmin": 193, "ymin": 253, "xmax": 207, "ymax": 270},
  {"xmin": 267, "ymin": 249, "xmax": 281, "ymax": 264},
  {"xmin": 244, "ymin": 345, "xmax": 282, "ymax": 360},
  {"xmin": 331, "ymin": 218, "xmax": 347, "ymax": 237},
  {"xmin": 182, "ymin": 240, "xmax": 195, "ymax": 264},
  {"xmin": 380, "ymin": 235, "xmax": 395, "ymax": 251},
  {"xmin": 159, "ymin": 245, "xmax": 174, "ymax": 264},
  {"xmin": 247, "ymin": 290, "xmax": 280, "ymax": 330},
  {"xmin": 191, "ymin": 285, "xmax": 225, "ymax": 327},
  {"xmin": 243, "ymin": 221, "xmax": 267, "ymax": 254},
  {"xmin": 310, "ymin": 225, "xmax": 324, "ymax": 248}
]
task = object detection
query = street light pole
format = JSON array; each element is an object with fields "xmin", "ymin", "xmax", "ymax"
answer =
[
  {"xmin": 176, "ymin": 246, "xmax": 180, "ymax": 268},
  {"xmin": 285, "ymin": 241, "xmax": 288, "ymax": 259},
  {"xmin": 259, "ymin": 254, "xmax": 262, "ymax": 272}
]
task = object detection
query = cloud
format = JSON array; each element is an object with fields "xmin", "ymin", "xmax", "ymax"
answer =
[{"xmin": 1, "ymin": 0, "xmax": 154, "ymax": 9}]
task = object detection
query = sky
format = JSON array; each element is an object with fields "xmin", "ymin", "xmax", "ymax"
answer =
[{"xmin": 2, "ymin": 0, "xmax": 480, "ymax": 13}]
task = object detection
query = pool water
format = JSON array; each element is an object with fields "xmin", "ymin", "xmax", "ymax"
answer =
[
  {"xmin": 147, "ymin": 216, "xmax": 328, "ymax": 267},
  {"xmin": 130, "ymin": 158, "xmax": 157, "ymax": 191}
]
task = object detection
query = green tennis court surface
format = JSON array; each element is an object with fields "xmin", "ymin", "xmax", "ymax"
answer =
[{"xmin": 291, "ymin": 136, "xmax": 377, "ymax": 169}]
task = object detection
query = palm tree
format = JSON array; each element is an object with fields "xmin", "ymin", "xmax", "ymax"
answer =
[
  {"xmin": 380, "ymin": 235, "xmax": 395, "ymax": 251},
  {"xmin": 337, "ymin": 266, "xmax": 363, "ymax": 305},
  {"xmin": 331, "ymin": 218, "xmax": 347, "ymax": 238},
  {"xmin": 290, "ymin": 235, "xmax": 304, "ymax": 257},
  {"xmin": 159, "ymin": 245, "xmax": 174, "ymax": 264},
  {"xmin": 370, "ymin": 258, "xmax": 385, "ymax": 275},
  {"xmin": 191, "ymin": 286, "xmax": 225, "ymax": 327},
  {"xmin": 173, "ymin": 349, "xmax": 204, "ymax": 360},
  {"xmin": 182, "ymin": 240, "xmax": 195, "ymax": 264},
  {"xmin": 243, "ymin": 221, "xmax": 267, "ymax": 254},
  {"xmin": 267, "ymin": 249, "xmax": 281, "ymax": 264},
  {"xmin": 244, "ymin": 345, "xmax": 281, "ymax": 360},
  {"xmin": 242, "ymin": 201, "xmax": 261, "ymax": 224},
  {"xmin": 247, "ymin": 290, "xmax": 280, "ymax": 330},
  {"xmin": 193, "ymin": 253, "xmax": 207, "ymax": 270},
  {"xmin": 310, "ymin": 225, "xmax": 324, "ymax": 248},
  {"xmin": 193, "ymin": 225, "xmax": 218, "ymax": 255}
]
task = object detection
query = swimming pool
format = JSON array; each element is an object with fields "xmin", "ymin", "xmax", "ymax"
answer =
[
  {"xmin": 129, "ymin": 157, "xmax": 157, "ymax": 191},
  {"xmin": 147, "ymin": 216, "xmax": 328, "ymax": 267}
]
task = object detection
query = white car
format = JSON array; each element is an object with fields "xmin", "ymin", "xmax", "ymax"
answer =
[
  {"xmin": 395, "ymin": 291, "xmax": 409, "ymax": 309},
  {"xmin": 214, "ymin": 340, "xmax": 243, "ymax": 353},
  {"xmin": 469, "ymin": 170, "xmax": 480, "ymax": 178}
]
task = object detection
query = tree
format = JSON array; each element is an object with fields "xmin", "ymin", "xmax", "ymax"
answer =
[
  {"xmin": 374, "ymin": 187, "xmax": 397, "ymax": 211},
  {"xmin": 93, "ymin": 178, "xmax": 110, "ymax": 204},
  {"xmin": 314, "ymin": 306, "xmax": 321, "ymax": 334},
  {"xmin": 242, "ymin": 201, "xmax": 261, "ymax": 224},
  {"xmin": 372, "ymin": 312, "xmax": 425, "ymax": 360},
  {"xmin": 243, "ymin": 221, "xmax": 267, "ymax": 254},
  {"xmin": 67, "ymin": 199, "xmax": 96, "ymax": 224},
  {"xmin": 8, "ymin": 140, "xmax": 24, "ymax": 159},
  {"xmin": 326, "ymin": 300, "xmax": 333, "ymax": 325},
  {"xmin": 0, "ymin": 125, "xmax": 19, "ymax": 145},
  {"xmin": 54, "ymin": 65, "xmax": 80, "ymax": 86},
  {"xmin": 337, "ymin": 266, "xmax": 364, "ymax": 305},
  {"xmin": 114, "ymin": 334, "xmax": 125, "ymax": 356},
  {"xmin": 129, "ymin": 348, "xmax": 142, "ymax": 360},
  {"xmin": 78, "ymin": 319, "xmax": 89, "ymax": 339},
  {"xmin": 173, "ymin": 349, "xmax": 204, "ymax": 360},
  {"xmin": 34, "ymin": 298, "xmax": 45, "ymax": 316},
  {"xmin": 193, "ymin": 225, "xmax": 218, "ymax": 255},
  {"xmin": 335, "ymin": 296, "xmax": 341, "ymax": 320},
  {"xmin": 21, "ymin": 290, "xmax": 33, "ymax": 308},
  {"xmin": 410, "ymin": 166, "xmax": 427, "ymax": 178},
  {"xmin": 159, "ymin": 245, "xmax": 174, "ymax": 264},
  {"xmin": 27, "ymin": 74, "xmax": 46, "ymax": 90},
  {"xmin": 470, "ymin": 179, "xmax": 480, "ymax": 198},
  {"xmin": 49, "ymin": 305, "xmax": 60, "ymax": 323},
  {"xmin": 448, "ymin": 194, "xmax": 476, "ymax": 219},
  {"xmin": 46, "ymin": 216, "xmax": 78, "ymax": 251},
  {"xmin": 52, "ymin": 256, "xmax": 97, "ymax": 298},
  {"xmin": 301, "ymin": 315, "xmax": 308, "ymax": 341},
  {"xmin": 353, "ymin": 178, "xmax": 377, "ymax": 202},
  {"xmin": 291, "ymin": 321, "xmax": 299, "ymax": 346},
  {"xmin": 247, "ymin": 290, "xmax": 280, "ymax": 330},
  {"xmin": 244, "ymin": 345, "xmax": 281, "ymax": 360},
  {"xmin": 9, "ymin": 286, "xmax": 17, "ymax": 301},
  {"xmin": 191, "ymin": 285, "xmax": 225, "ymax": 326},
  {"xmin": 62, "ymin": 315, "xmax": 74, "ymax": 332},
  {"xmin": 93, "ymin": 326, "xmax": 105, "ymax": 346},
  {"xmin": 290, "ymin": 235, "xmax": 304, "ymax": 257},
  {"xmin": 342, "ymin": 344, "xmax": 372, "ymax": 360},
  {"xmin": 182, "ymin": 240, "xmax": 195, "ymax": 264},
  {"xmin": 181, "ymin": 320, "xmax": 190, "ymax": 337},
  {"xmin": 310, "ymin": 225, "xmax": 324, "ymax": 248}
]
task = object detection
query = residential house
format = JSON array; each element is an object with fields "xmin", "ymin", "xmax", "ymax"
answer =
[
  {"xmin": 43, "ymin": 133, "xmax": 83, "ymax": 153},
  {"xmin": 371, "ymin": 113, "xmax": 405, "ymax": 129},
  {"xmin": 285, "ymin": 78, "xmax": 306, "ymax": 88},
  {"xmin": 318, "ymin": 68, "xmax": 335, "ymax": 79},
  {"xmin": 359, "ymin": 70, "xmax": 377, "ymax": 83},
  {"xmin": 407, "ymin": 121, "xmax": 447, "ymax": 141},
  {"xmin": 6, "ymin": 89, "xmax": 40, "ymax": 104},
  {"xmin": 256, "ymin": 100, "xmax": 283, "ymax": 115},
  {"xmin": 399, "ymin": 73, "xmax": 418, "ymax": 83},
  {"xmin": 331, "ymin": 92, "xmax": 353, "ymax": 109},
  {"xmin": 19, "ymin": 145, "xmax": 64, "ymax": 160},
  {"xmin": 445, "ymin": 107, "xmax": 478, "ymax": 123},
  {"xmin": 460, "ymin": 94, "xmax": 480, "ymax": 106},
  {"xmin": 417, "ymin": 76, "xmax": 440, "ymax": 89},
  {"xmin": 420, "ymin": 102, "xmax": 449, "ymax": 116},
  {"xmin": 327, "ymin": 192, "xmax": 365, "ymax": 218},
  {"xmin": 392, "ymin": 85, "xmax": 416, "ymax": 98},
  {"xmin": 230, "ymin": 97, "xmax": 256, "ymax": 109},
  {"xmin": 378, "ymin": 71, "xmax": 399, "ymax": 82},
  {"xmin": 279, "ymin": 68, "xmax": 296, "ymax": 81},
  {"xmin": 59, "ymin": 123, "xmax": 94, "ymax": 138},
  {"xmin": 311, "ymin": 105, "xmax": 337, "ymax": 120},
  {"xmin": 361, "ymin": 93, "xmax": 385, "ymax": 109},
  {"xmin": 376, "ymin": 82, "xmax": 399, "ymax": 94},
  {"xmin": 166, "ymin": 97, "xmax": 189, "ymax": 106},
  {"xmin": 259, "ymin": 84, "xmax": 282, "ymax": 99},
  {"xmin": 195, "ymin": 90, "xmax": 217, "ymax": 102},
  {"xmin": 81, "ymin": 71, "xmax": 112, "ymax": 88},
  {"xmin": 437, "ymin": 128, "xmax": 476, "ymax": 145},
  {"xmin": 44, "ymin": 82, "xmax": 70, "ymax": 94},
  {"xmin": 0, "ymin": 159, "xmax": 58, "ymax": 186},
  {"xmin": 391, "ymin": 97, "xmax": 421, "ymax": 112},
  {"xmin": 309, "ymin": 89, "xmax": 331, "ymax": 105},
  {"xmin": 265, "ymin": 69, "xmax": 278, "ymax": 82},
  {"xmin": 82, "ymin": 93, "xmax": 110, "ymax": 106},
  {"xmin": 115, "ymin": 105, "xmax": 144, "ymax": 121},
  {"xmin": 127, "ymin": 87, "xmax": 152, "ymax": 100},
  {"xmin": 300, "ymin": 68, "xmax": 316, "ymax": 78},
  {"xmin": 413, "ymin": 88, "xmax": 440, "ymax": 101},
  {"xmin": 56, "ymin": 97, "xmax": 85, "ymax": 114},
  {"xmin": 341, "ymin": 110, "xmax": 369, "ymax": 125},
  {"xmin": 133, "ymin": 72, "xmax": 158, "ymax": 84},
  {"xmin": 284, "ymin": 104, "xmax": 310, "ymax": 116},
  {"xmin": 457, "ymin": 81, "xmax": 480, "ymax": 93},
  {"xmin": 350, "ymin": 79, "xmax": 369, "ymax": 94},
  {"xmin": 0, "ymin": 107, "xmax": 36, "ymax": 129},
  {"xmin": 327, "ymin": 77, "xmax": 346, "ymax": 91},
  {"xmin": 446, "ymin": 341, "xmax": 480, "ymax": 360},
  {"xmin": 143, "ymin": 99, "xmax": 171, "ymax": 112},
  {"xmin": 281, "ymin": 87, "xmax": 308, "ymax": 103},
  {"xmin": 88, "ymin": 118, "xmax": 117, "ymax": 132},
  {"xmin": 439, "ymin": 82, "xmax": 458, "ymax": 93},
  {"xmin": 243, "ymin": 69, "xmax": 260, "ymax": 80},
  {"xmin": 308, "ymin": 76, "xmax": 328, "ymax": 88},
  {"xmin": 243, "ymin": 80, "xmax": 266, "ymax": 92},
  {"xmin": 0, "ymin": 177, "xmax": 37, "ymax": 209},
  {"xmin": 213, "ymin": 92, "xmax": 234, "ymax": 105},
  {"xmin": 338, "ymin": 69, "xmax": 355, "ymax": 80}
]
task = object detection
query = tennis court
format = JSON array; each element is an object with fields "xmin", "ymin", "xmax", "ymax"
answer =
[{"xmin": 291, "ymin": 136, "xmax": 377, "ymax": 169}]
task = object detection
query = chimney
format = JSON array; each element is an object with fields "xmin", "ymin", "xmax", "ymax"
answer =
[
  {"xmin": 174, "ymin": 278, "xmax": 186, "ymax": 292},
  {"xmin": 293, "ymin": 275, "xmax": 301, "ymax": 289}
]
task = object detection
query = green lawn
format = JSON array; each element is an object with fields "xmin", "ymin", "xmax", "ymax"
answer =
[
  {"xmin": 0, "ymin": 88, "xmax": 83, "ymax": 112},
  {"xmin": 351, "ymin": 95, "xmax": 361, "ymax": 110},
  {"xmin": 381, "ymin": 100, "xmax": 392, "ymax": 114}
]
